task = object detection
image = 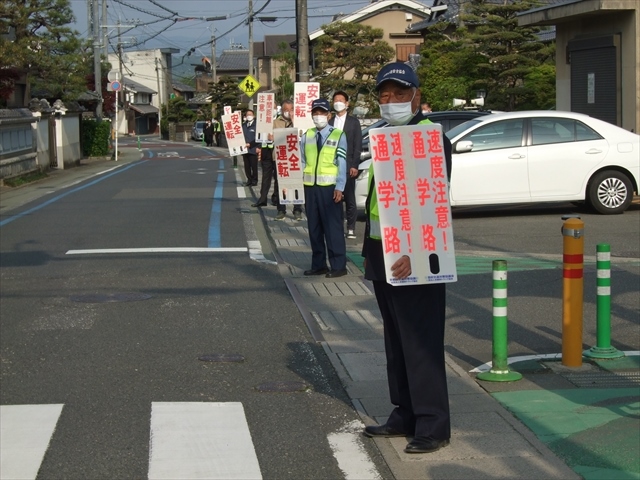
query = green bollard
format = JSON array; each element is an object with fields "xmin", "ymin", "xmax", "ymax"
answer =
[
  {"xmin": 583, "ymin": 244, "xmax": 624, "ymax": 359},
  {"xmin": 477, "ymin": 260, "xmax": 522, "ymax": 382}
]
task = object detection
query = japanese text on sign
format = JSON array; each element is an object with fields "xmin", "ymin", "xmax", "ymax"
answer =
[
  {"xmin": 222, "ymin": 111, "xmax": 247, "ymax": 156},
  {"xmin": 293, "ymin": 82, "xmax": 320, "ymax": 132},
  {"xmin": 369, "ymin": 124, "xmax": 457, "ymax": 285},
  {"xmin": 256, "ymin": 92, "xmax": 275, "ymax": 143},
  {"xmin": 273, "ymin": 128, "xmax": 305, "ymax": 204}
]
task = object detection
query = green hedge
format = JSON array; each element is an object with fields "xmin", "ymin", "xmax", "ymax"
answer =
[{"xmin": 81, "ymin": 119, "xmax": 111, "ymax": 157}]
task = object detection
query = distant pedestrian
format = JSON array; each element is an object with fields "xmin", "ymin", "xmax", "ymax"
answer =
[
  {"xmin": 329, "ymin": 90, "xmax": 362, "ymax": 239},
  {"xmin": 301, "ymin": 98, "xmax": 348, "ymax": 278},
  {"xmin": 242, "ymin": 110, "xmax": 259, "ymax": 186},
  {"xmin": 212, "ymin": 118, "xmax": 222, "ymax": 146},
  {"xmin": 204, "ymin": 121, "xmax": 214, "ymax": 147}
]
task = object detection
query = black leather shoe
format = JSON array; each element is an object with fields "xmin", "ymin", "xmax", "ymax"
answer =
[
  {"xmin": 363, "ymin": 425, "xmax": 408, "ymax": 438},
  {"xmin": 326, "ymin": 268, "xmax": 348, "ymax": 278},
  {"xmin": 251, "ymin": 202, "xmax": 267, "ymax": 207},
  {"xmin": 304, "ymin": 267, "xmax": 329, "ymax": 276},
  {"xmin": 404, "ymin": 437, "xmax": 449, "ymax": 454}
]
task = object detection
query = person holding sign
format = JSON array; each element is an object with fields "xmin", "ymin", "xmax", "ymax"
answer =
[
  {"xmin": 362, "ymin": 62, "xmax": 453, "ymax": 454},
  {"xmin": 242, "ymin": 109, "xmax": 259, "ymax": 186},
  {"xmin": 301, "ymin": 98, "xmax": 348, "ymax": 278}
]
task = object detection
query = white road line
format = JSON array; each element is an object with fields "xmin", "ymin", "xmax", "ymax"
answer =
[
  {"xmin": 66, "ymin": 247, "xmax": 248, "ymax": 255},
  {"xmin": 148, "ymin": 402, "xmax": 261, "ymax": 480},
  {"xmin": 248, "ymin": 240, "xmax": 277, "ymax": 265},
  {"xmin": 469, "ymin": 350, "xmax": 640, "ymax": 373},
  {"xmin": 327, "ymin": 421, "xmax": 381, "ymax": 480},
  {"xmin": 237, "ymin": 186, "xmax": 246, "ymax": 198},
  {"xmin": 0, "ymin": 404, "xmax": 64, "ymax": 480}
]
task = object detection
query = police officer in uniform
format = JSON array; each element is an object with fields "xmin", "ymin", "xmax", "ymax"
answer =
[
  {"xmin": 362, "ymin": 62, "xmax": 453, "ymax": 454},
  {"xmin": 301, "ymin": 98, "xmax": 348, "ymax": 278}
]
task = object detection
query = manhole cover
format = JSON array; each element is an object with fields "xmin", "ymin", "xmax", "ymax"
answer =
[
  {"xmin": 198, "ymin": 353, "xmax": 245, "ymax": 363},
  {"xmin": 255, "ymin": 381, "xmax": 308, "ymax": 393},
  {"xmin": 564, "ymin": 371, "xmax": 640, "ymax": 388},
  {"xmin": 70, "ymin": 292, "xmax": 152, "ymax": 303}
]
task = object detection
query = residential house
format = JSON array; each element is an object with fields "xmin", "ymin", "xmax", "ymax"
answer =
[
  {"xmin": 255, "ymin": 34, "xmax": 297, "ymax": 97},
  {"xmin": 122, "ymin": 78, "xmax": 158, "ymax": 135},
  {"xmin": 309, "ymin": 0, "xmax": 436, "ymax": 69},
  {"xmin": 518, "ymin": 0, "xmax": 639, "ymax": 132},
  {"xmin": 107, "ymin": 47, "xmax": 179, "ymax": 133}
]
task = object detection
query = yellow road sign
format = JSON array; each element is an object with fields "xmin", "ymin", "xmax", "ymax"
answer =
[{"xmin": 239, "ymin": 74, "xmax": 260, "ymax": 97}]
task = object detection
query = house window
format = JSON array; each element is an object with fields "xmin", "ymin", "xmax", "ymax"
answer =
[{"xmin": 396, "ymin": 44, "xmax": 418, "ymax": 62}]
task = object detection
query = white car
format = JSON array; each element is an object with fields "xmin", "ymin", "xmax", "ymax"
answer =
[{"xmin": 356, "ymin": 111, "xmax": 639, "ymax": 214}]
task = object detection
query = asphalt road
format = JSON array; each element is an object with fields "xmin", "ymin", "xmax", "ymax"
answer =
[{"xmin": 0, "ymin": 139, "xmax": 389, "ymax": 479}]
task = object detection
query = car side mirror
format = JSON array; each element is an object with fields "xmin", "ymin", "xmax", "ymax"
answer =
[
  {"xmin": 455, "ymin": 140, "xmax": 473, "ymax": 153},
  {"xmin": 360, "ymin": 151, "xmax": 372, "ymax": 161}
]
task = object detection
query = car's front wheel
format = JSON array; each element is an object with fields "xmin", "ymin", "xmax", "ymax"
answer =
[{"xmin": 587, "ymin": 170, "xmax": 633, "ymax": 214}]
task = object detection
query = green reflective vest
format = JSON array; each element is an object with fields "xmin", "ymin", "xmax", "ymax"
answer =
[
  {"xmin": 303, "ymin": 127, "xmax": 343, "ymax": 186},
  {"xmin": 367, "ymin": 118, "xmax": 433, "ymax": 240}
]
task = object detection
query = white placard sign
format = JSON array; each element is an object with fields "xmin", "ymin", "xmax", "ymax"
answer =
[
  {"xmin": 256, "ymin": 92, "xmax": 275, "ymax": 142},
  {"xmin": 222, "ymin": 111, "xmax": 247, "ymax": 156},
  {"xmin": 273, "ymin": 128, "xmax": 305, "ymax": 205},
  {"xmin": 369, "ymin": 124, "xmax": 457, "ymax": 286},
  {"xmin": 293, "ymin": 82, "xmax": 320, "ymax": 132},
  {"xmin": 223, "ymin": 105, "xmax": 232, "ymax": 115}
]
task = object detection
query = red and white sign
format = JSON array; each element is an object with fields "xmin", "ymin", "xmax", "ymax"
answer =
[
  {"xmin": 223, "ymin": 105, "xmax": 232, "ymax": 115},
  {"xmin": 369, "ymin": 124, "xmax": 457, "ymax": 285},
  {"xmin": 273, "ymin": 128, "xmax": 305, "ymax": 205},
  {"xmin": 293, "ymin": 82, "xmax": 320, "ymax": 132},
  {"xmin": 222, "ymin": 111, "xmax": 247, "ymax": 156},
  {"xmin": 256, "ymin": 92, "xmax": 275, "ymax": 143}
]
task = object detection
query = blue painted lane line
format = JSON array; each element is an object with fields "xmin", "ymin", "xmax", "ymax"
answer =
[
  {"xmin": 208, "ymin": 172, "xmax": 225, "ymax": 248},
  {"xmin": 0, "ymin": 161, "xmax": 147, "ymax": 228}
]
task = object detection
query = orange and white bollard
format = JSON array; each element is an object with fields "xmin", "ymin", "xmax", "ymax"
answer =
[{"xmin": 561, "ymin": 216, "xmax": 584, "ymax": 367}]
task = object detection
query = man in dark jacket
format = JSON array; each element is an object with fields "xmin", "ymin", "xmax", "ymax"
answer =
[
  {"xmin": 329, "ymin": 91, "xmax": 362, "ymax": 239},
  {"xmin": 361, "ymin": 62, "xmax": 453, "ymax": 455},
  {"xmin": 241, "ymin": 109, "xmax": 259, "ymax": 186}
]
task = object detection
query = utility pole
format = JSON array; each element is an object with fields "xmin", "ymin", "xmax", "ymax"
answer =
[
  {"xmin": 155, "ymin": 58, "xmax": 162, "ymax": 139},
  {"xmin": 211, "ymin": 32, "xmax": 217, "ymax": 119},
  {"xmin": 92, "ymin": 0, "xmax": 103, "ymax": 120},
  {"xmin": 102, "ymin": 0, "xmax": 108, "ymax": 57},
  {"xmin": 296, "ymin": 0, "xmax": 309, "ymax": 81},
  {"xmin": 248, "ymin": 0, "xmax": 254, "ymax": 109}
]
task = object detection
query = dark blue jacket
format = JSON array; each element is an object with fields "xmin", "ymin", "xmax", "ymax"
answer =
[{"xmin": 242, "ymin": 120, "xmax": 258, "ymax": 154}]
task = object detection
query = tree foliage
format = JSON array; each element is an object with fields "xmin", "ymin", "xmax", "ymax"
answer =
[
  {"xmin": 0, "ymin": 0, "xmax": 90, "ymax": 105},
  {"xmin": 419, "ymin": 0, "xmax": 555, "ymax": 111},
  {"xmin": 272, "ymin": 42, "xmax": 295, "ymax": 104},
  {"xmin": 208, "ymin": 75, "xmax": 241, "ymax": 115},
  {"xmin": 162, "ymin": 97, "xmax": 196, "ymax": 123},
  {"xmin": 314, "ymin": 22, "xmax": 394, "ymax": 112}
]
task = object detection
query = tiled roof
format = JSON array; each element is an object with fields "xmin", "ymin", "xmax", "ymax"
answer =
[
  {"xmin": 123, "ymin": 78, "xmax": 156, "ymax": 94},
  {"xmin": 217, "ymin": 50, "xmax": 249, "ymax": 71},
  {"xmin": 173, "ymin": 81, "xmax": 196, "ymax": 92}
]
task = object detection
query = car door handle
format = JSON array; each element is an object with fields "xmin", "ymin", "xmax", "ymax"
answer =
[
  {"xmin": 585, "ymin": 148, "xmax": 603, "ymax": 154},
  {"xmin": 508, "ymin": 154, "xmax": 525, "ymax": 159}
]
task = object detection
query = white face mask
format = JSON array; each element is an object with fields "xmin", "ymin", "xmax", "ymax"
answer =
[
  {"xmin": 312, "ymin": 115, "xmax": 328, "ymax": 129},
  {"xmin": 246, "ymin": 115, "xmax": 254, "ymax": 123},
  {"xmin": 379, "ymin": 89, "xmax": 417, "ymax": 126},
  {"xmin": 421, "ymin": 110, "xmax": 429, "ymax": 115},
  {"xmin": 333, "ymin": 102, "xmax": 346, "ymax": 113},
  {"xmin": 283, "ymin": 111, "xmax": 291, "ymax": 119}
]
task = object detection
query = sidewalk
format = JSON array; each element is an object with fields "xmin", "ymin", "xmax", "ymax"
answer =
[{"xmin": 245, "ymin": 180, "xmax": 639, "ymax": 478}]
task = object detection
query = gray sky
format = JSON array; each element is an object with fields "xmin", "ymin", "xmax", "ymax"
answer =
[{"xmin": 69, "ymin": 0, "xmax": 379, "ymax": 57}]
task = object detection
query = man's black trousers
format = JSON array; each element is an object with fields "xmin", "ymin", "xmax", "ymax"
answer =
[{"xmin": 304, "ymin": 185, "xmax": 346, "ymax": 271}]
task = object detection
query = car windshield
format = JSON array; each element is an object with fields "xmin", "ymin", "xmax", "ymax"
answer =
[
  {"xmin": 196, "ymin": 121, "xmax": 206, "ymax": 129},
  {"xmin": 445, "ymin": 119, "xmax": 483, "ymax": 139}
]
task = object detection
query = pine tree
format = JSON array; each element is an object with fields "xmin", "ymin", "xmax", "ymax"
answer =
[{"xmin": 0, "ymin": 0, "xmax": 90, "ymax": 105}]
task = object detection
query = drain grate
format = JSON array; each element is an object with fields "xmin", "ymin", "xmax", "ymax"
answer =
[
  {"xmin": 70, "ymin": 292, "xmax": 152, "ymax": 303},
  {"xmin": 564, "ymin": 371, "xmax": 640, "ymax": 388}
]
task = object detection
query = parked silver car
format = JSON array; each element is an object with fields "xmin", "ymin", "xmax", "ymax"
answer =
[{"xmin": 191, "ymin": 121, "xmax": 206, "ymax": 141}]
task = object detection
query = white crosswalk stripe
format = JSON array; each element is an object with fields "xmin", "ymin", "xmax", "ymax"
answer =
[
  {"xmin": 148, "ymin": 402, "xmax": 261, "ymax": 480},
  {"xmin": 0, "ymin": 402, "xmax": 379, "ymax": 480},
  {"xmin": 0, "ymin": 404, "xmax": 64, "ymax": 480}
]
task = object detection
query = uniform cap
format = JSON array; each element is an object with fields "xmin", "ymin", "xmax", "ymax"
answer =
[
  {"xmin": 311, "ymin": 98, "xmax": 331, "ymax": 112},
  {"xmin": 376, "ymin": 62, "xmax": 419, "ymax": 90}
]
